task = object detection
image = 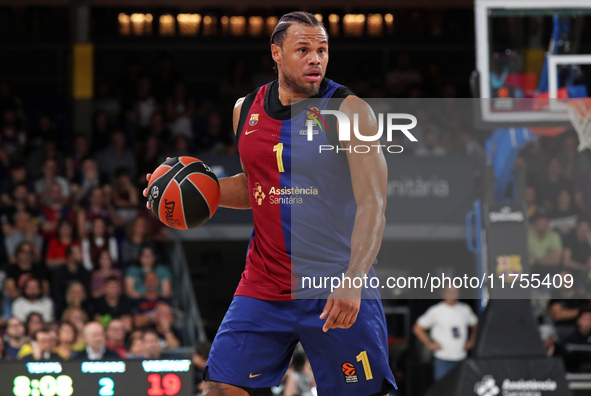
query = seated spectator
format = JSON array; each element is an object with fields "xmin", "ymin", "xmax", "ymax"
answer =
[
  {"xmin": 4, "ymin": 212, "xmax": 43, "ymax": 263},
  {"xmin": 46, "ymin": 219, "xmax": 79, "ymax": 269},
  {"xmin": 120, "ymin": 216, "xmax": 151, "ymax": 266},
  {"xmin": 81, "ymin": 217, "xmax": 119, "ymax": 271},
  {"xmin": 136, "ymin": 135, "xmax": 163, "ymax": 186},
  {"xmin": 12, "ymin": 278, "xmax": 54, "ymax": 322},
  {"xmin": 21, "ymin": 326, "xmax": 62, "ymax": 362},
  {"xmin": 26, "ymin": 137, "xmax": 66, "ymax": 181},
  {"xmin": 548, "ymin": 270, "xmax": 589, "ymax": 340},
  {"xmin": 53, "ymin": 246, "xmax": 91, "ymax": 316},
  {"xmin": 414, "ymin": 130, "xmax": 446, "ymax": 157},
  {"xmin": 71, "ymin": 321, "xmax": 121, "ymax": 360},
  {"xmin": 16, "ymin": 312, "xmax": 44, "ymax": 359},
  {"xmin": 77, "ymin": 187, "xmax": 123, "ymax": 239},
  {"xmin": 528, "ymin": 211, "xmax": 562, "ymax": 278},
  {"xmin": 93, "ymin": 276, "xmax": 133, "ymax": 325},
  {"xmin": 65, "ymin": 134, "xmax": 90, "ymax": 181},
  {"xmin": 71, "ymin": 156, "xmax": 103, "ymax": 203},
  {"xmin": 110, "ymin": 167, "xmax": 139, "ymax": 224},
  {"xmin": 61, "ymin": 307, "xmax": 88, "ymax": 351},
  {"xmin": 193, "ymin": 341, "xmax": 211, "ymax": 394},
  {"xmin": 34, "ymin": 158, "xmax": 70, "ymax": 198},
  {"xmin": 536, "ymin": 157, "xmax": 572, "ymax": 210},
  {"xmin": 0, "ymin": 183, "xmax": 38, "ymax": 225},
  {"xmin": 105, "ymin": 319, "xmax": 128, "ymax": 358},
  {"xmin": 132, "ymin": 273, "xmax": 171, "ymax": 329},
  {"xmin": 96, "ymin": 131, "xmax": 137, "ymax": 183},
  {"xmin": 40, "ymin": 183, "xmax": 75, "ymax": 241},
  {"xmin": 5, "ymin": 241, "xmax": 50, "ymax": 302},
  {"xmin": 125, "ymin": 245, "xmax": 171, "ymax": 299},
  {"xmin": 562, "ymin": 218, "xmax": 591, "ymax": 284},
  {"xmin": 563, "ymin": 309, "xmax": 591, "ymax": 372},
  {"xmin": 91, "ymin": 250, "xmax": 123, "ymax": 299},
  {"xmin": 61, "ymin": 281, "xmax": 92, "ymax": 319},
  {"xmin": 54, "ymin": 321, "xmax": 78, "ymax": 360},
  {"xmin": 0, "ymin": 160, "xmax": 32, "ymax": 199},
  {"xmin": 127, "ymin": 330, "xmax": 145, "ymax": 359},
  {"xmin": 152, "ymin": 302, "xmax": 180, "ymax": 350},
  {"xmin": 4, "ymin": 317, "xmax": 27, "ymax": 360},
  {"xmin": 143, "ymin": 329, "xmax": 163, "ymax": 360},
  {"xmin": 548, "ymin": 189, "xmax": 580, "ymax": 237}
]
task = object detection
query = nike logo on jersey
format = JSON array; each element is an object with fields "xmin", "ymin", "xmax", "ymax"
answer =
[
  {"xmin": 249, "ymin": 373, "xmax": 262, "ymax": 378},
  {"xmin": 245, "ymin": 129, "xmax": 258, "ymax": 135}
]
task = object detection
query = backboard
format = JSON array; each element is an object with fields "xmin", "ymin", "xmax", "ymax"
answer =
[{"xmin": 474, "ymin": 0, "xmax": 591, "ymax": 128}]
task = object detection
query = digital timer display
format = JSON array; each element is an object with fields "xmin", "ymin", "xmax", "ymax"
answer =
[{"xmin": 0, "ymin": 360, "xmax": 193, "ymax": 396}]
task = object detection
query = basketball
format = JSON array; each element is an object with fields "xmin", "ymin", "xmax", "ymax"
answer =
[{"xmin": 147, "ymin": 156, "xmax": 220, "ymax": 230}]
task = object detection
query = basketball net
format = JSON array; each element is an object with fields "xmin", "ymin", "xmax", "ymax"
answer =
[{"xmin": 567, "ymin": 98, "xmax": 591, "ymax": 152}]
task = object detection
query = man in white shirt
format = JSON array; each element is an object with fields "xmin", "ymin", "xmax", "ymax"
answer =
[
  {"xmin": 413, "ymin": 286, "xmax": 478, "ymax": 381},
  {"xmin": 12, "ymin": 278, "xmax": 54, "ymax": 322}
]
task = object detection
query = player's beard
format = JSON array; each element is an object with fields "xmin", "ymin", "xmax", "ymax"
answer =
[{"xmin": 281, "ymin": 70, "xmax": 321, "ymax": 98}]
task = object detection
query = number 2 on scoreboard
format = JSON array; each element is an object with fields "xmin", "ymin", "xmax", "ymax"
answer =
[
  {"xmin": 98, "ymin": 378, "xmax": 114, "ymax": 396},
  {"xmin": 273, "ymin": 143, "xmax": 284, "ymax": 173}
]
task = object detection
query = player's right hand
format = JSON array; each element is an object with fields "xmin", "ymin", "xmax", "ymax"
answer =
[{"xmin": 143, "ymin": 157, "xmax": 171, "ymax": 209}]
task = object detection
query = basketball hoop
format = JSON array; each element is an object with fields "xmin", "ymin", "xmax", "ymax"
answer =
[{"xmin": 567, "ymin": 98, "xmax": 591, "ymax": 151}]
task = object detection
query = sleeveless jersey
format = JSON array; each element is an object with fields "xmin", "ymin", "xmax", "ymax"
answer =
[{"xmin": 235, "ymin": 79, "xmax": 378, "ymax": 300}]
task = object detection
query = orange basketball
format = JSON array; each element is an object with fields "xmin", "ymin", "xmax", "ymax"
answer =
[{"xmin": 147, "ymin": 156, "xmax": 220, "ymax": 229}]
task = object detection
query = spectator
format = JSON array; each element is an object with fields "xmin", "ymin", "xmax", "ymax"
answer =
[
  {"xmin": 4, "ymin": 317, "xmax": 27, "ymax": 360},
  {"xmin": 457, "ymin": 132, "xmax": 486, "ymax": 165},
  {"xmin": 34, "ymin": 157, "xmax": 70, "ymax": 198},
  {"xmin": 45, "ymin": 219, "xmax": 79, "ymax": 269},
  {"xmin": 16, "ymin": 312, "xmax": 44, "ymax": 359},
  {"xmin": 93, "ymin": 276, "xmax": 133, "ymax": 325},
  {"xmin": 538, "ymin": 324, "xmax": 564, "ymax": 358},
  {"xmin": 61, "ymin": 307, "xmax": 88, "ymax": 351},
  {"xmin": 284, "ymin": 346, "xmax": 316, "ymax": 396},
  {"xmin": 536, "ymin": 157, "xmax": 572, "ymax": 210},
  {"xmin": 193, "ymin": 341, "xmax": 212, "ymax": 395},
  {"xmin": 1, "ymin": 182, "xmax": 37, "ymax": 221},
  {"xmin": 81, "ymin": 217, "xmax": 119, "ymax": 271},
  {"xmin": 526, "ymin": 185, "xmax": 539, "ymax": 220},
  {"xmin": 195, "ymin": 111, "xmax": 235, "ymax": 155},
  {"xmin": 92, "ymin": 111, "xmax": 113, "ymax": 150},
  {"xmin": 134, "ymin": 76, "xmax": 157, "ymax": 128},
  {"xmin": 61, "ymin": 281, "xmax": 92, "ymax": 319},
  {"xmin": 72, "ymin": 321, "xmax": 121, "ymax": 360},
  {"xmin": 72, "ymin": 156, "xmax": 103, "ymax": 203},
  {"xmin": 548, "ymin": 189, "xmax": 580, "ymax": 236},
  {"xmin": 12, "ymin": 278, "xmax": 54, "ymax": 322},
  {"xmin": 563, "ymin": 309, "xmax": 591, "ymax": 372},
  {"xmin": 77, "ymin": 187, "xmax": 123, "ymax": 239},
  {"xmin": 27, "ymin": 138, "xmax": 66, "ymax": 181},
  {"xmin": 142, "ymin": 329, "xmax": 162, "ymax": 360},
  {"xmin": 528, "ymin": 211, "xmax": 563, "ymax": 278},
  {"xmin": 152, "ymin": 302, "xmax": 180, "ymax": 350},
  {"xmin": 0, "ymin": 160, "xmax": 31, "ymax": 198},
  {"xmin": 54, "ymin": 321, "xmax": 78, "ymax": 360},
  {"xmin": 548, "ymin": 270, "xmax": 589, "ymax": 340},
  {"xmin": 414, "ymin": 130, "xmax": 446, "ymax": 157},
  {"xmin": 120, "ymin": 216, "xmax": 151, "ymax": 266},
  {"xmin": 96, "ymin": 131, "xmax": 137, "ymax": 182},
  {"xmin": 127, "ymin": 330, "xmax": 145, "ymax": 358},
  {"xmin": 165, "ymin": 81, "xmax": 195, "ymax": 140},
  {"xmin": 91, "ymin": 250, "xmax": 123, "ymax": 299},
  {"xmin": 105, "ymin": 319, "xmax": 128, "ymax": 358},
  {"xmin": 40, "ymin": 183, "xmax": 75, "ymax": 241},
  {"xmin": 93, "ymin": 82, "xmax": 121, "ymax": 122},
  {"xmin": 5, "ymin": 241, "xmax": 50, "ymax": 300},
  {"xmin": 65, "ymin": 134, "xmax": 90, "ymax": 181},
  {"xmin": 1, "ymin": 109, "xmax": 26, "ymax": 156},
  {"xmin": 575, "ymin": 164, "xmax": 591, "ymax": 214},
  {"xmin": 562, "ymin": 218, "xmax": 591, "ymax": 282},
  {"xmin": 110, "ymin": 167, "xmax": 139, "ymax": 224},
  {"xmin": 53, "ymin": 246, "xmax": 91, "ymax": 316},
  {"xmin": 413, "ymin": 286, "xmax": 478, "ymax": 381},
  {"xmin": 132, "ymin": 274, "xmax": 173, "ymax": 330},
  {"xmin": 21, "ymin": 327, "xmax": 62, "ymax": 361},
  {"xmin": 385, "ymin": 52, "xmax": 422, "ymax": 97},
  {"xmin": 125, "ymin": 245, "xmax": 171, "ymax": 299},
  {"xmin": 558, "ymin": 134, "xmax": 589, "ymax": 180},
  {"xmin": 4, "ymin": 212, "xmax": 43, "ymax": 263},
  {"xmin": 136, "ymin": 134, "xmax": 163, "ymax": 186}
]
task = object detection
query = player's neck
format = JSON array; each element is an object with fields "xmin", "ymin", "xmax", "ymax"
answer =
[{"xmin": 277, "ymin": 79, "xmax": 309, "ymax": 106}]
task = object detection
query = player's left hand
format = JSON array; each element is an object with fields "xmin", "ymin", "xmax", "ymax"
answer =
[{"xmin": 320, "ymin": 284, "xmax": 362, "ymax": 332}]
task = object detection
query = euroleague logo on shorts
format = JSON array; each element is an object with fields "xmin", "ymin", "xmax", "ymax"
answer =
[{"xmin": 341, "ymin": 362, "xmax": 359, "ymax": 383}]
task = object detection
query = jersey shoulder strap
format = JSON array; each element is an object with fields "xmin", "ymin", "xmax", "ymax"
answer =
[{"xmin": 235, "ymin": 87, "xmax": 262, "ymax": 143}]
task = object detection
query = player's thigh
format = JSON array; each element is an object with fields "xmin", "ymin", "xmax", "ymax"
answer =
[
  {"xmin": 205, "ymin": 296, "xmax": 299, "ymax": 388},
  {"xmin": 202, "ymin": 381, "xmax": 250, "ymax": 396},
  {"xmin": 298, "ymin": 298, "xmax": 396, "ymax": 396}
]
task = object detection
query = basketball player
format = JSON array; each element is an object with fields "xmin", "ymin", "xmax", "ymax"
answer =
[{"xmin": 144, "ymin": 11, "xmax": 395, "ymax": 396}]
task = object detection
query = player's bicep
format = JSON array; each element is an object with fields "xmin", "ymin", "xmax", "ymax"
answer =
[
  {"xmin": 339, "ymin": 96, "xmax": 387, "ymax": 209},
  {"xmin": 233, "ymin": 97, "xmax": 245, "ymax": 135}
]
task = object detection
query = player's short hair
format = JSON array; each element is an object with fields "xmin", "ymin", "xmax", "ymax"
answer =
[{"xmin": 270, "ymin": 11, "xmax": 326, "ymax": 48}]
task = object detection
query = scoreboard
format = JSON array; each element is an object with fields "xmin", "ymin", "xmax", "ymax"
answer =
[{"xmin": 0, "ymin": 359, "xmax": 193, "ymax": 396}]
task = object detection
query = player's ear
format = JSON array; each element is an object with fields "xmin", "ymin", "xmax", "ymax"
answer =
[{"xmin": 271, "ymin": 44, "xmax": 282, "ymax": 65}]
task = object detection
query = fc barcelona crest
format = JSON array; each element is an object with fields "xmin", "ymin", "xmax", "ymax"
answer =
[{"xmin": 249, "ymin": 113, "xmax": 259, "ymax": 126}]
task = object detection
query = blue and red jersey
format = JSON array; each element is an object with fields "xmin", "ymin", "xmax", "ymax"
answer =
[{"xmin": 235, "ymin": 79, "xmax": 377, "ymax": 300}]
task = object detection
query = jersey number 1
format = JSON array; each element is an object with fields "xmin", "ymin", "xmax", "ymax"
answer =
[
  {"xmin": 273, "ymin": 143, "xmax": 284, "ymax": 173},
  {"xmin": 356, "ymin": 350, "xmax": 373, "ymax": 380}
]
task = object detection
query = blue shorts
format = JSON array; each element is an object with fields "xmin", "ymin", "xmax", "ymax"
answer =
[{"xmin": 204, "ymin": 296, "xmax": 397, "ymax": 395}]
